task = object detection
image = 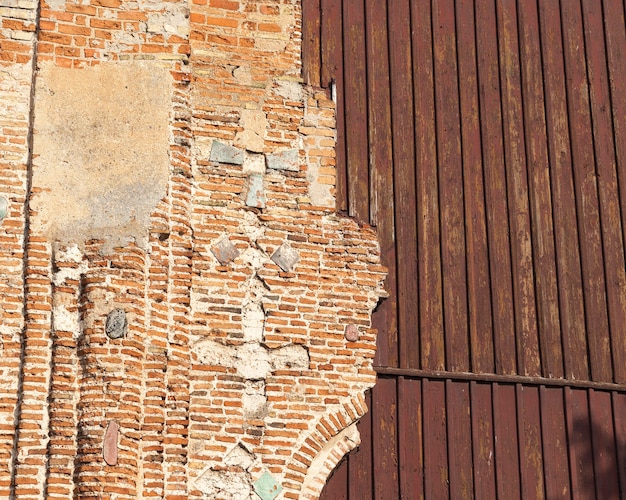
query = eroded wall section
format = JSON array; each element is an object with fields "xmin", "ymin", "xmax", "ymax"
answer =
[{"xmin": 1, "ymin": 0, "xmax": 386, "ymax": 498}]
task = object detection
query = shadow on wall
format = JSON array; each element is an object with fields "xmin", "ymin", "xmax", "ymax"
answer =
[{"xmin": 570, "ymin": 416, "xmax": 624, "ymax": 500}]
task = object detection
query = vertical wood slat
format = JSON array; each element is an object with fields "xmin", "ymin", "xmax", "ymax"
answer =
[
  {"xmin": 348, "ymin": 390, "xmax": 373, "ymax": 500},
  {"xmin": 539, "ymin": 386, "xmax": 571, "ymax": 499},
  {"xmin": 561, "ymin": 0, "xmax": 612, "ymax": 383},
  {"xmin": 371, "ymin": 377, "xmax": 399, "ymax": 499},
  {"xmin": 471, "ymin": 382, "xmax": 496, "ymax": 499},
  {"xmin": 456, "ymin": 0, "xmax": 494, "ymax": 375},
  {"xmin": 603, "ymin": 0, "xmax": 626, "ymax": 278},
  {"xmin": 612, "ymin": 392, "xmax": 626, "ymax": 496},
  {"xmin": 433, "ymin": 0, "xmax": 469, "ymax": 373},
  {"xmin": 475, "ymin": 0, "xmax": 517, "ymax": 375},
  {"xmin": 517, "ymin": 385, "xmax": 544, "ymax": 500},
  {"xmin": 364, "ymin": 0, "xmax": 398, "ymax": 368},
  {"xmin": 388, "ymin": 0, "xmax": 419, "ymax": 371},
  {"xmin": 301, "ymin": 0, "xmax": 321, "ymax": 87},
  {"xmin": 538, "ymin": 0, "xmax": 589, "ymax": 381},
  {"xmin": 588, "ymin": 390, "xmax": 620, "ymax": 499},
  {"xmin": 342, "ymin": 0, "xmax": 369, "ymax": 222},
  {"xmin": 565, "ymin": 388, "xmax": 596, "ymax": 498},
  {"xmin": 423, "ymin": 379, "xmax": 449, "ymax": 499},
  {"xmin": 446, "ymin": 381, "xmax": 473, "ymax": 499},
  {"xmin": 493, "ymin": 383, "xmax": 521, "ymax": 499},
  {"xmin": 518, "ymin": 0, "xmax": 562, "ymax": 379},
  {"xmin": 412, "ymin": 0, "xmax": 445, "ymax": 372},
  {"xmin": 581, "ymin": 0, "xmax": 626, "ymax": 384},
  {"xmin": 320, "ymin": 0, "xmax": 347, "ymax": 213},
  {"xmin": 497, "ymin": 0, "xmax": 541, "ymax": 377},
  {"xmin": 398, "ymin": 377, "xmax": 423, "ymax": 499}
]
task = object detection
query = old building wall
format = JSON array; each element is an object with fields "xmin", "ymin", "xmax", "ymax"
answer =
[{"xmin": 0, "ymin": 0, "xmax": 386, "ymax": 498}]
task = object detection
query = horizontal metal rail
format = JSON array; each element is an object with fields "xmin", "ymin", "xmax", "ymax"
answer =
[{"xmin": 375, "ymin": 366, "xmax": 626, "ymax": 392}]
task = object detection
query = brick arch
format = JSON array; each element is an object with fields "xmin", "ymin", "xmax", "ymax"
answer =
[{"xmin": 283, "ymin": 394, "xmax": 368, "ymax": 499}]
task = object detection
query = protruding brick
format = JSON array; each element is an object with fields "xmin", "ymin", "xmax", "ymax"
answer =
[{"xmin": 345, "ymin": 324, "xmax": 359, "ymax": 342}]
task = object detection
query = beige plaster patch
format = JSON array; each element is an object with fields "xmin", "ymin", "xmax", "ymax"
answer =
[{"xmin": 31, "ymin": 62, "xmax": 171, "ymax": 252}]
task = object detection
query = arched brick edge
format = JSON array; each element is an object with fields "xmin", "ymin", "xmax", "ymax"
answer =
[{"xmin": 284, "ymin": 393, "xmax": 369, "ymax": 499}]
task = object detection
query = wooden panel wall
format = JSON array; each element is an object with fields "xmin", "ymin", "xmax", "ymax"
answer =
[
  {"xmin": 322, "ymin": 377, "xmax": 626, "ymax": 500},
  {"xmin": 303, "ymin": 0, "xmax": 626, "ymax": 384}
]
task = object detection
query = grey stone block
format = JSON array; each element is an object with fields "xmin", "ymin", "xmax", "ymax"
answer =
[
  {"xmin": 105, "ymin": 309, "xmax": 127, "ymax": 339},
  {"xmin": 211, "ymin": 238, "xmax": 240, "ymax": 265},
  {"xmin": 246, "ymin": 174, "xmax": 265, "ymax": 208},
  {"xmin": 0, "ymin": 196, "xmax": 7, "ymax": 219},
  {"xmin": 266, "ymin": 149, "xmax": 299, "ymax": 172},
  {"xmin": 210, "ymin": 141, "xmax": 244, "ymax": 165},
  {"xmin": 270, "ymin": 242, "xmax": 299, "ymax": 272}
]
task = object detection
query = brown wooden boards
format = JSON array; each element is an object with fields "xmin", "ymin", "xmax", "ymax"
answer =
[
  {"xmin": 321, "ymin": 379, "xmax": 626, "ymax": 499},
  {"xmin": 307, "ymin": 0, "xmax": 626, "ymax": 496},
  {"xmin": 388, "ymin": 0, "xmax": 419, "ymax": 371},
  {"xmin": 308, "ymin": 0, "xmax": 626, "ymax": 384},
  {"xmin": 456, "ymin": 0, "xmax": 494, "ymax": 375},
  {"xmin": 412, "ymin": 0, "xmax": 444, "ymax": 372},
  {"xmin": 364, "ymin": 0, "xmax": 397, "ymax": 368},
  {"xmin": 475, "ymin": 0, "xmax": 517, "ymax": 376}
]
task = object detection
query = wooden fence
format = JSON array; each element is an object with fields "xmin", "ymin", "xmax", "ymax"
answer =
[{"xmin": 302, "ymin": 0, "xmax": 626, "ymax": 497}]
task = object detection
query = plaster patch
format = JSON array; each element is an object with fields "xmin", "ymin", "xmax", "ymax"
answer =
[
  {"xmin": 194, "ymin": 468, "xmax": 252, "ymax": 500},
  {"xmin": 234, "ymin": 109, "xmax": 267, "ymax": 153},
  {"xmin": 31, "ymin": 62, "xmax": 171, "ymax": 252}
]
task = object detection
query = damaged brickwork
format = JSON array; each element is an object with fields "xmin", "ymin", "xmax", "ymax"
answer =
[{"xmin": 0, "ymin": 0, "xmax": 386, "ymax": 499}]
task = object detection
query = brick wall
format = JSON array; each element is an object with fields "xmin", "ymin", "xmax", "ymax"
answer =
[{"xmin": 0, "ymin": 0, "xmax": 386, "ymax": 498}]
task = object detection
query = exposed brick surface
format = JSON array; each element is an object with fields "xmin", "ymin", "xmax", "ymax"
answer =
[{"xmin": 0, "ymin": 0, "xmax": 386, "ymax": 498}]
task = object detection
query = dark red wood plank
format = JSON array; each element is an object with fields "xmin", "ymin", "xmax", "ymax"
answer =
[
  {"xmin": 611, "ymin": 392, "xmax": 626, "ymax": 496},
  {"xmin": 456, "ymin": 0, "xmax": 494, "ymax": 374},
  {"xmin": 423, "ymin": 379, "xmax": 449, "ymax": 499},
  {"xmin": 348, "ymin": 390, "xmax": 373, "ymax": 500},
  {"xmin": 538, "ymin": 0, "xmax": 589, "ymax": 381},
  {"xmin": 320, "ymin": 455, "xmax": 348, "ymax": 500},
  {"xmin": 398, "ymin": 377, "xmax": 424, "ymax": 499},
  {"xmin": 603, "ymin": 0, "xmax": 626, "ymax": 283},
  {"xmin": 561, "ymin": 0, "xmax": 612, "ymax": 383},
  {"xmin": 581, "ymin": 0, "xmax": 626, "ymax": 384},
  {"xmin": 565, "ymin": 388, "xmax": 595, "ymax": 498},
  {"xmin": 471, "ymin": 382, "xmax": 496, "ymax": 499},
  {"xmin": 539, "ymin": 386, "xmax": 571, "ymax": 499},
  {"xmin": 342, "ymin": 0, "xmax": 369, "ymax": 222},
  {"xmin": 497, "ymin": 0, "xmax": 540, "ymax": 377},
  {"xmin": 301, "ymin": 0, "xmax": 321, "ymax": 87},
  {"xmin": 411, "ymin": 0, "xmax": 445, "ymax": 371},
  {"xmin": 493, "ymin": 383, "xmax": 521, "ymax": 499},
  {"xmin": 371, "ymin": 377, "xmax": 399, "ymax": 499},
  {"xmin": 365, "ymin": 0, "xmax": 397, "ymax": 369},
  {"xmin": 475, "ymin": 0, "xmax": 516, "ymax": 375},
  {"xmin": 517, "ymin": 385, "xmax": 545, "ymax": 500},
  {"xmin": 446, "ymin": 381, "xmax": 473, "ymax": 499},
  {"xmin": 388, "ymin": 0, "xmax": 418, "ymax": 370},
  {"xmin": 320, "ymin": 0, "xmax": 347, "ymax": 213},
  {"xmin": 433, "ymin": 0, "xmax": 469, "ymax": 373},
  {"xmin": 588, "ymin": 389, "xmax": 620, "ymax": 499},
  {"xmin": 518, "ymin": 0, "xmax": 563, "ymax": 379}
]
